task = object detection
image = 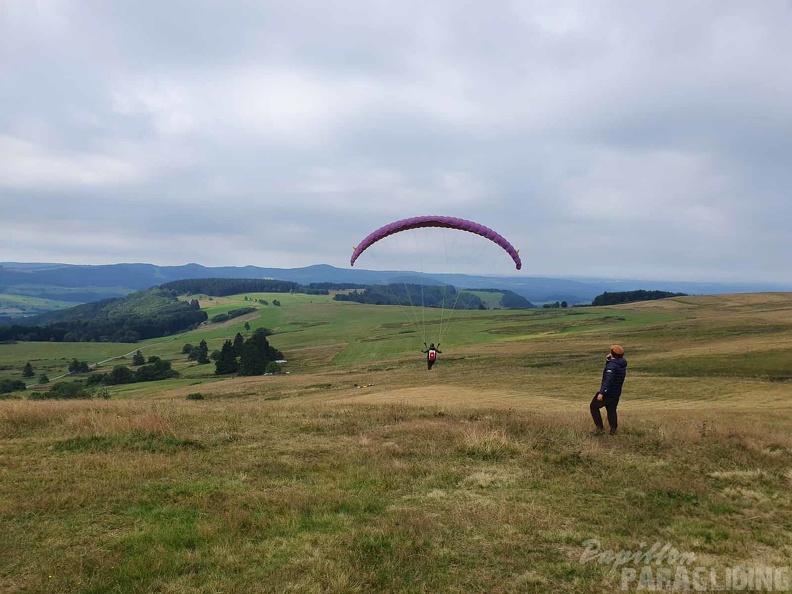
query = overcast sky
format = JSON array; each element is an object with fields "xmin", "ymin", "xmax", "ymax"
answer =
[{"xmin": 2, "ymin": 1, "xmax": 791, "ymax": 282}]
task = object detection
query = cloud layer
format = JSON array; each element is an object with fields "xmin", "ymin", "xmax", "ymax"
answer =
[{"xmin": 2, "ymin": 0, "xmax": 791, "ymax": 282}]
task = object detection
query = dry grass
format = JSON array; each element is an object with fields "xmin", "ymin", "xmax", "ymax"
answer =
[
  {"xmin": 1, "ymin": 293, "xmax": 792, "ymax": 592},
  {"xmin": 1, "ymin": 397, "xmax": 790, "ymax": 593}
]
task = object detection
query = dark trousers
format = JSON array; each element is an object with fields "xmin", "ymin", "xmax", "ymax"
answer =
[
  {"xmin": 427, "ymin": 360, "xmax": 435, "ymax": 370},
  {"xmin": 590, "ymin": 394, "xmax": 619, "ymax": 432}
]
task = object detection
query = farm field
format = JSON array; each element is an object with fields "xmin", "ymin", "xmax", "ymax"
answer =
[{"xmin": 1, "ymin": 292, "xmax": 791, "ymax": 592}]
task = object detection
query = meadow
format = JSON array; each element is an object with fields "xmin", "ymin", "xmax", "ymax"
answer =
[{"xmin": 1, "ymin": 292, "xmax": 791, "ymax": 593}]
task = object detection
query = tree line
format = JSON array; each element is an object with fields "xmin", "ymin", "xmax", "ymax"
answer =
[
  {"xmin": 591, "ymin": 290, "xmax": 688, "ymax": 306},
  {"xmin": 333, "ymin": 284, "xmax": 484, "ymax": 309},
  {"xmin": 159, "ymin": 278, "xmax": 376, "ymax": 297},
  {"xmin": 160, "ymin": 278, "xmax": 335, "ymax": 296},
  {"xmin": 211, "ymin": 307, "xmax": 257, "ymax": 323},
  {"xmin": 86, "ymin": 355, "xmax": 178, "ymax": 386}
]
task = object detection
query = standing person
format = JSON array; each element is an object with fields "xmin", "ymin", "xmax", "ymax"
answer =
[
  {"xmin": 590, "ymin": 345, "xmax": 628, "ymax": 435},
  {"xmin": 421, "ymin": 343, "xmax": 442, "ymax": 370}
]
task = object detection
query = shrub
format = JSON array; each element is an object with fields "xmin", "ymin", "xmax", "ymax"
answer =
[
  {"xmin": 29, "ymin": 381, "xmax": 94, "ymax": 400},
  {"xmin": 186, "ymin": 393, "xmax": 204, "ymax": 400},
  {"xmin": 265, "ymin": 362, "xmax": 282, "ymax": 374},
  {"xmin": 0, "ymin": 379, "xmax": 27, "ymax": 394},
  {"xmin": 210, "ymin": 307, "xmax": 256, "ymax": 324},
  {"xmin": 134, "ymin": 359, "xmax": 177, "ymax": 382},
  {"xmin": 68, "ymin": 359, "xmax": 91, "ymax": 373},
  {"xmin": 105, "ymin": 365, "xmax": 136, "ymax": 385}
]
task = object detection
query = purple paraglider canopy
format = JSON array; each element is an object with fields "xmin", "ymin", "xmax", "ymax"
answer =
[{"xmin": 350, "ymin": 215, "xmax": 522, "ymax": 270}]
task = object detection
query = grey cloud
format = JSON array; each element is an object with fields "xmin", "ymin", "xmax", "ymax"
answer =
[{"xmin": 1, "ymin": 0, "xmax": 791, "ymax": 282}]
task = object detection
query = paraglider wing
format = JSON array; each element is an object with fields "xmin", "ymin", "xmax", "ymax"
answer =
[{"xmin": 350, "ymin": 216, "xmax": 522, "ymax": 270}]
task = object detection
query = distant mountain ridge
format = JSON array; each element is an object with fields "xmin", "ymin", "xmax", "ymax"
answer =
[{"xmin": 2, "ymin": 262, "xmax": 790, "ymax": 314}]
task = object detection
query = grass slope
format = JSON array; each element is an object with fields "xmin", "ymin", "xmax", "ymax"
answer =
[{"xmin": 1, "ymin": 292, "xmax": 791, "ymax": 592}]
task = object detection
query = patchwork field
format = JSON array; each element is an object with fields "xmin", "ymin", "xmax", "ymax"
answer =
[{"xmin": 1, "ymin": 293, "xmax": 791, "ymax": 592}]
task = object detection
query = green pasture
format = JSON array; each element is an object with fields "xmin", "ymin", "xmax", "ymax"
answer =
[
  {"xmin": 0, "ymin": 342, "xmax": 140, "ymax": 386},
  {"xmin": 640, "ymin": 348, "xmax": 792, "ymax": 381},
  {"xmin": 0, "ymin": 292, "xmax": 689, "ymax": 391},
  {"xmin": 188, "ymin": 293, "xmax": 686, "ymax": 363}
]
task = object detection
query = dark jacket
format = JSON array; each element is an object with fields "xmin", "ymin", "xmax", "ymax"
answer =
[{"xmin": 600, "ymin": 357, "xmax": 628, "ymax": 399}]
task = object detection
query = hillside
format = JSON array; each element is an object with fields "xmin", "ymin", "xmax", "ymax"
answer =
[
  {"xmin": 1, "ymin": 288, "xmax": 207, "ymax": 343},
  {"xmin": 3, "ymin": 262, "xmax": 790, "ymax": 319}
]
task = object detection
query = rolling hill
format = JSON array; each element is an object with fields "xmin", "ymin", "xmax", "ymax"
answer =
[{"xmin": 3, "ymin": 262, "xmax": 790, "ymax": 320}]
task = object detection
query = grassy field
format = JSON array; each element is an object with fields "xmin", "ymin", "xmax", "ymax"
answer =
[{"xmin": 1, "ymin": 293, "xmax": 791, "ymax": 592}]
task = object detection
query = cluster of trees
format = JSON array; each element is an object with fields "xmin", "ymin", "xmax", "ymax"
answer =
[
  {"xmin": 296, "ymin": 282, "xmax": 368, "ymax": 295},
  {"xmin": 211, "ymin": 307, "xmax": 257, "ymax": 323},
  {"xmin": 592, "ymin": 290, "xmax": 688, "ymax": 306},
  {"xmin": 86, "ymin": 356, "xmax": 177, "ymax": 386},
  {"xmin": 181, "ymin": 342, "xmax": 210, "ymax": 364},
  {"xmin": 542, "ymin": 301, "xmax": 568, "ymax": 309},
  {"xmin": 69, "ymin": 359, "xmax": 91, "ymax": 373},
  {"xmin": 214, "ymin": 329, "xmax": 282, "ymax": 376},
  {"xmin": 0, "ymin": 289, "xmax": 207, "ymax": 343},
  {"xmin": 243, "ymin": 297, "xmax": 277, "ymax": 306},
  {"xmin": 13, "ymin": 362, "xmax": 47, "ymax": 385},
  {"xmin": 333, "ymin": 284, "xmax": 484, "ymax": 310},
  {"xmin": 0, "ymin": 379, "xmax": 26, "ymax": 394}
]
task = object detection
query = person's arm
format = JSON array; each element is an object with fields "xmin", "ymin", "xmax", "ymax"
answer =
[{"xmin": 600, "ymin": 360, "xmax": 616, "ymax": 395}]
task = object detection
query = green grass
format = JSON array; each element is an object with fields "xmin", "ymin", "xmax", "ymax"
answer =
[
  {"xmin": 0, "ymin": 342, "xmax": 141, "ymax": 388},
  {"xmin": 640, "ymin": 348, "xmax": 792, "ymax": 380},
  {"xmin": 0, "ymin": 290, "xmax": 767, "ymax": 393},
  {"xmin": 0, "ymin": 291, "xmax": 785, "ymax": 398}
]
